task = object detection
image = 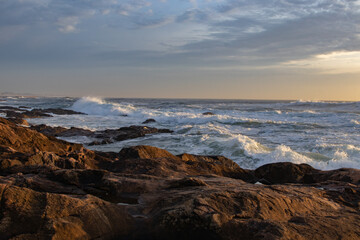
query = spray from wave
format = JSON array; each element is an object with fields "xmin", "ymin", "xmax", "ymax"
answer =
[{"xmin": 70, "ymin": 97, "xmax": 136, "ymax": 116}]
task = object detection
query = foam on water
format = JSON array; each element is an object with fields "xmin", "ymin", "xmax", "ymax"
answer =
[
  {"xmin": 351, "ymin": 119, "xmax": 360, "ymax": 125},
  {"xmin": 4, "ymin": 97, "xmax": 359, "ymax": 170},
  {"xmin": 71, "ymin": 97, "xmax": 137, "ymax": 116}
]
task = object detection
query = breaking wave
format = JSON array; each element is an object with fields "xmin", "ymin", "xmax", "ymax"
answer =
[
  {"xmin": 70, "ymin": 97, "xmax": 137, "ymax": 116},
  {"xmin": 16, "ymin": 96, "xmax": 359, "ymax": 170}
]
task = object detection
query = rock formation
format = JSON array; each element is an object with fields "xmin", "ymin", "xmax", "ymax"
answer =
[{"xmin": 0, "ymin": 116, "xmax": 359, "ymax": 240}]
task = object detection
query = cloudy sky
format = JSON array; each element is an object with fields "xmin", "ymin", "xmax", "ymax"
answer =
[{"xmin": 1, "ymin": 0, "xmax": 360, "ymax": 100}]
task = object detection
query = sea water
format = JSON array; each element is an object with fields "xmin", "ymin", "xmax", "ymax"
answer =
[{"xmin": 1, "ymin": 96, "xmax": 359, "ymax": 170}]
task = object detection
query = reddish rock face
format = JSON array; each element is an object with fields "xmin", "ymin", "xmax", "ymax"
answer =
[
  {"xmin": 0, "ymin": 184, "xmax": 133, "ymax": 240},
  {"xmin": 0, "ymin": 117, "xmax": 360, "ymax": 240}
]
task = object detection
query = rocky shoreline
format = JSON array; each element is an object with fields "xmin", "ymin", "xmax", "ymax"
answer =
[{"xmin": 0, "ymin": 107, "xmax": 359, "ymax": 240}]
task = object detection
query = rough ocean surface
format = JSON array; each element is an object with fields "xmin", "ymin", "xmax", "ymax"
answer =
[
  {"xmin": 0, "ymin": 115, "xmax": 360, "ymax": 240},
  {"xmin": 1, "ymin": 96, "xmax": 359, "ymax": 170}
]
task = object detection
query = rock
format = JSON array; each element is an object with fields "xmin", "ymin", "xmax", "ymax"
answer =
[
  {"xmin": 0, "ymin": 106, "xmax": 84, "ymax": 120},
  {"xmin": 168, "ymin": 177, "xmax": 208, "ymax": 189},
  {"xmin": 179, "ymin": 153, "xmax": 257, "ymax": 182},
  {"xmin": 142, "ymin": 177, "xmax": 360, "ymax": 240},
  {"xmin": 255, "ymin": 162, "xmax": 360, "ymax": 185},
  {"xmin": 203, "ymin": 112, "xmax": 215, "ymax": 115},
  {"xmin": 30, "ymin": 124, "xmax": 173, "ymax": 146},
  {"xmin": 93, "ymin": 126, "xmax": 173, "ymax": 144},
  {"xmin": 254, "ymin": 162, "xmax": 318, "ymax": 184},
  {"xmin": 5, "ymin": 109, "xmax": 52, "ymax": 119},
  {"xmin": 0, "ymin": 117, "xmax": 106, "ymax": 170},
  {"xmin": 0, "ymin": 184, "xmax": 133, "ymax": 240},
  {"xmin": 88, "ymin": 139, "xmax": 114, "ymax": 146},
  {"xmin": 40, "ymin": 108, "xmax": 84, "ymax": 115},
  {"xmin": 30, "ymin": 124, "xmax": 94, "ymax": 137},
  {"xmin": 0, "ymin": 106, "xmax": 20, "ymax": 110},
  {"xmin": 7, "ymin": 118, "xmax": 29, "ymax": 126},
  {"xmin": 19, "ymin": 106, "xmax": 31, "ymax": 109},
  {"xmin": 114, "ymin": 146, "xmax": 257, "ymax": 181},
  {"xmin": 119, "ymin": 145, "xmax": 178, "ymax": 160},
  {"xmin": 142, "ymin": 118, "xmax": 156, "ymax": 124},
  {"xmin": 1, "ymin": 118, "xmax": 360, "ymax": 240},
  {"xmin": 309, "ymin": 168, "xmax": 360, "ymax": 185}
]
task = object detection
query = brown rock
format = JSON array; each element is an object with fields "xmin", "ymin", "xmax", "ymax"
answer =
[
  {"xmin": 0, "ymin": 184, "xmax": 133, "ymax": 240},
  {"xmin": 1, "ymin": 118, "xmax": 360, "ymax": 240},
  {"xmin": 254, "ymin": 162, "xmax": 317, "ymax": 184},
  {"xmin": 6, "ymin": 118, "xmax": 29, "ymax": 126},
  {"xmin": 0, "ymin": 117, "xmax": 105, "ymax": 170},
  {"xmin": 119, "ymin": 145, "xmax": 178, "ymax": 160}
]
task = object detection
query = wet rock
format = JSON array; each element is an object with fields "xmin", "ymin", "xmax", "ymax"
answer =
[
  {"xmin": 0, "ymin": 106, "xmax": 84, "ymax": 120},
  {"xmin": 142, "ymin": 118, "xmax": 156, "ymax": 124},
  {"xmin": 203, "ymin": 112, "xmax": 215, "ymax": 115},
  {"xmin": 94, "ymin": 126, "xmax": 173, "ymax": 144},
  {"xmin": 31, "ymin": 124, "xmax": 93, "ymax": 137},
  {"xmin": 5, "ymin": 109, "xmax": 52, "ymax": 118},
  {"xmin": 30, "ymin": 123, "xmax": 173, "ymax": 146},
  {"xmin": 0, "ymin": 106, "xmax": 21, "ymax": 111},
  {"xmin": 88, "ymin": 139, "xmax": 114, "ymax": 146},
  {"xmin": 40, "ymin": 108, "xmax": 84, "ymax": 115}
]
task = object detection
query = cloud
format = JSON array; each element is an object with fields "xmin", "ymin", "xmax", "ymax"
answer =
[
  {"xmin": 176, "ymin": 9, "xmax": 208, "ymax": 23},
  {"xmin": 131, "ymin": 16, "xmax": 174, "ymax": 28},
  {"xmin": 56, "ymin": 16, "xmax": 79, "ymax": 33},
  {"xmin": 0, "ymin": 0, "xmax": 155, "ymax": 33},
  {"xmin": 1, "ymin": 0, "xmax": 360, "ymax": 71},
  {"xmin": 175, "ymin": 0, "xmax": 360, "ymax": 67}
]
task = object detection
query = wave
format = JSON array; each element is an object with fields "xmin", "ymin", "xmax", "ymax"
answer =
[
  {"xmin": 70, "ymin": 97, "xmax": 137, "ymax": 116},
  {"xmin": 351, "ymin": 119, "xmax": 360, "ymax": 125},
  {"xmin": 288, "ymin": 100, "xmax": 360, "ymax": 112}
]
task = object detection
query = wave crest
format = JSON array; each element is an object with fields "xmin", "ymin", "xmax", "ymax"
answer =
[{"xmin": 70, "ymin": 97, "xmax": 136, "ymax": 116}]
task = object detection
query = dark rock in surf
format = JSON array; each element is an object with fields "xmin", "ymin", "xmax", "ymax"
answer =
[
  {"xmin": 30, "ymin": 123, "xmax": 173, "ymax": 146},
  {"xmin": 30, "ymin": 124, "xmax": 94, "ymax": 137},
  {"xmin": 88, "ymin": 139, "xmax": 114, "ymax": 146},
  {"xmin": 40, "ymin": 108, "xmax": 85, "ymax": 115},
  {"xmin": 0, "ymin": 106, "xmax": 84, "ymax": 120},
  {"xmin": 98, "ymin": 126, "xmax": 173, "ymax": 143},
  {"xmin": 203, "ymin": 112, "xmax": 215, "ymax": 115},
  {"xmin": 142, "ymin": 118, "xmax": 156, "ymax": 124}
]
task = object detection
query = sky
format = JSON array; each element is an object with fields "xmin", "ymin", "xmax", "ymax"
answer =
[{"xmin": 1, "ymin": 0, "xmax": 360, "ymax": 100}]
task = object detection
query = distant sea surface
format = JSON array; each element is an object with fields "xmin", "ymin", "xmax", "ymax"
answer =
[{"xmin": 1, "ymin": 96, "xmax": 359, "ymax": 170}]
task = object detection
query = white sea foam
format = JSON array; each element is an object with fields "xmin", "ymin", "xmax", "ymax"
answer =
[
  {"xmin": 71, "ymin": 97, "xmax": 137, "ymax": 116},
  {"xmin": 5, "ymin": 96, "xmax": 359, "ymax": 170},
  {"xmin": 351, "ymin": 119, "xmax": 360, "ymax": 125}
]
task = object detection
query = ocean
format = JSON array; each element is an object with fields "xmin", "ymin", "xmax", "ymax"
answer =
[{"xmin": 1, "ymin": 96, "xmax": 359, "ymax": 170}]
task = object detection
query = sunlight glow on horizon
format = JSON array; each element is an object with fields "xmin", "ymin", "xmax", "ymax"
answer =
[{"xmin": 284, "ymin": 51, "xmax": 360, "ymax": 74}]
